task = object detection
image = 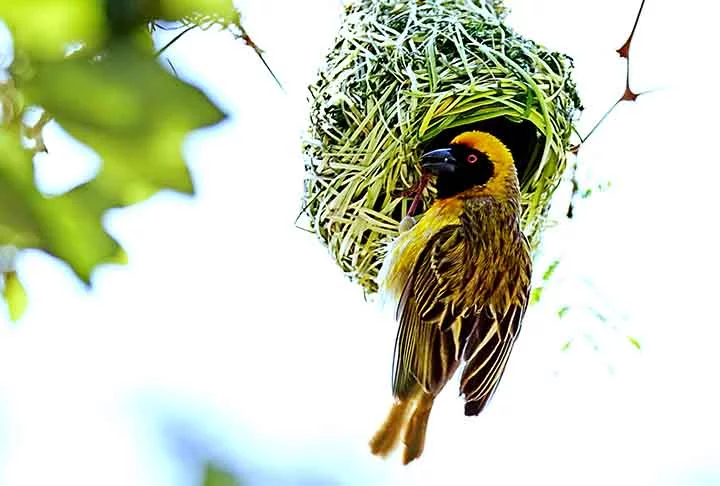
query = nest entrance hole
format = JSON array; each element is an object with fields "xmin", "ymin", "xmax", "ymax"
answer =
[
  {"xmin": 385, "ymin": 116, "xmax": 545, "ymax": 220},
  {"xmin": 420, "ymin": 116, "xmax": 545, "ymax": 188}
]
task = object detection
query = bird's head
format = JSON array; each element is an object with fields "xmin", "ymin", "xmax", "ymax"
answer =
[{"xmin": 421, "ymin": 131, "xmax": 518, "ymax": 200}]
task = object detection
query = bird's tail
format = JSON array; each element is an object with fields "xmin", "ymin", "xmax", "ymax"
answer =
[{"xmin": 369, "ymin": 390, "xmax": 434, "ymax": 465}]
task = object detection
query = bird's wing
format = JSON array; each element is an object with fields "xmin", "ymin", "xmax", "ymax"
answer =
[
  {"xmin": 392, "ymin": 224, "xmax": 474, "ymax": 399},
  {"xmin": 460, "ymin": 235, "xmax": 532, "ymax": 416}
]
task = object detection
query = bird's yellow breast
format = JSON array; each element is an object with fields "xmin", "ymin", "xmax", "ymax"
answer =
[{"xmin": 379, "ymin": 198, "xmax": 464, "ymax": 303}]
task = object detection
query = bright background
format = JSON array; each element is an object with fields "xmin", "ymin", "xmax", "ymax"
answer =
[{"xmin": 1, "ymin": 0, "xmax": 719, "ymax": 484}]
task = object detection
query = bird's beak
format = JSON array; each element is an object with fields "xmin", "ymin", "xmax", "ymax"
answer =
[{"xmin": 421, "ymin": 148, "xmax": 456, "ymax": 174}]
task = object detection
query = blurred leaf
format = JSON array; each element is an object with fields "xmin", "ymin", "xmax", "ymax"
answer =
[
  {"xmin": 0, "ymin": 128, "xmax": 123, "ymax": 282},
  {"xmin": 161, "ymin": 0, "xmax": 236, "ymax": 21},
  {"xmin": 0, "ymin": 79, "xmax": 26, "ymax": 126},
  {"xmin": 3, "ymin": 271, "xmax": 28, "ymax": 321},
  {"xmin": 557, "ymin": 305, "xmax": 569, "ymax": 318},
  {"xmin": 106, "ymin": 0, "xmax": 237, "ymax": 37},
  {"xmin": 0, "ymin": 0, "xmax": 108, "ymax": 60},
  {"xmin": 0, "ymin": 131, "xmax": 43, "ymax": 248},
  {"xmin": 542, "ymin": 259, "xmax": 560, "ymax": 282},
  {"xmin": 0, "ymin": 1, "xmax": 231, "ymax": 315},
  {"xmin": 18, "ymin": 42, "xmax": 226, "ymax": 207},
  {"xmin": 529, "ymin": 287, "xmax": 542, "ymax": 305},
  {"xmin": 202, "ymin": 463, "xmax": 241, "ymax": 486},
  {"xmin": 590, "ymin": 308, "xmax": 608, "ymax": 323},
  {"xmin": 561, "ymin": 340, "xmax": 572, "ymax": 351},
  {"xmin": 1, "ymin": 40, "xmax": 225, "ymax": 286},
  {"xmin": 0, "ymin": 0, "xmax": 238, "ymax": 60},
  {"xmin": 628, "ymin": 336, "xmax": 641, "ymax": 350}
]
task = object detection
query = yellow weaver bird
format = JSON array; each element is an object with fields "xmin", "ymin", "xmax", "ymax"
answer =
[{"xmin": 369, "ymin": 131, "xmax": 532, "ymax": 464}]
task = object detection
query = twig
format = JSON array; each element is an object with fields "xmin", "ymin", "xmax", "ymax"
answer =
[
  {"xmin": 571, "ymin": 0, "xmax": 648, "ymax": 152},
  {"xmin": 567, "ymin": 0, "xmax": 648, "ymax": 218},
  {"xmin": 154, "ymin": 24, "xmax": 197, "ymax": 58},
  {"xmin": 235, "ymin": 28, "xmax": 283, "ymax": 89}
]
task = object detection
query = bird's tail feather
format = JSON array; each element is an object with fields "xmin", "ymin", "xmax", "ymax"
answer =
[
  {"xmin": 369, "ymin": 391, "xmax": 434, "ymax": 465},
  {"xmin": 401, "ymin": 392, "xmax": 433, "ymax": 464}
]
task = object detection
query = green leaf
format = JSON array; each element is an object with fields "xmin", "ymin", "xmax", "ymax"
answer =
[
  {"xmin": 3, "ymin": 271, "xmax": 28, "ymax": 321},
  {"xmin": 561, "ymin": 340, "xmax": 572, "ymax": 351},
  {"xmin": 0, "ymin": 0, "xmax": 238, "ymax": 60},
  {"xmin": 529, "ymin": 286, "xmax": 543, "ymax": 305},
  {"xmin": 2, "ymin": 41, "xmax": 225, "ymax": 285},
  {"xmin": 1, "ymin": 2, "xmax": 230, "ymax": 314},
  {"xmin": 541, "ymin": 259, "xmax": 560, "ymax": 282},
  {"xmin": 0, "ymin": 129, "xmax": 123, "ymax": 282},
  {"xmin": 0, "ymin": 0, "xmax": 108, "ymax": 60},
  {"xmin": 106, "ymin": 0, "xmax": 237, "ymax": 39},
  {"xmin": 557, "ymin": 305, "xmax": 569, "ymax": 318},
  {"xmin": 627, "ymin": 336, "xmax": 641, "ymax": 350},
  {"xmin": 18, "ymin": 42, "xmax": 226, "ymax": 207},
  {"xmin": 202, "ymin": 463, "xmax": 241, "ymax": 486},
  {"xmin": 0, "ymin": 134, "xmax": 43, "ymax": 248},
  {"xmin": 161, "ymin": 0, "xmax": 236, "ymax": 21}
]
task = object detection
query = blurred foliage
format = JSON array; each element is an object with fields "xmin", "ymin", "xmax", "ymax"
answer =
[
  {"xmin": 529, "ymin": 258, "xmax": 560, "ymax": 306},
  {"xmin": 0, "ymin": 0, "xmax": 268, "ymax": 321},
  {"xmin": 202, "ymin": 462, "xmax": 242, "ymax": 486}
]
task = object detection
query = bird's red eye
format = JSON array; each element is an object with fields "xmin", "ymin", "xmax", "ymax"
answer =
[{"xmin": 467, "ymin": 154, "xmax": 478, "ymax": 164}]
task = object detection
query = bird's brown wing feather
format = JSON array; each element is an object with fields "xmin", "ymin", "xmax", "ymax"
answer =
[
  {"xmin": 460, "ymin": 236, "xmax": 532, "ymax": 416},
  {"xmin": 392, "ymin": 225, "xmax": 474, "ymax": 399},
  {"xmin": 392, "ymin": 221, "xmax": 532, "ymax": 410}
]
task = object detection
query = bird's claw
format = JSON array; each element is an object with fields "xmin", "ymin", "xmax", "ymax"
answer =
[{"xmin": 399, "ymin": 216, "xmax": 417, "ymax": 233}]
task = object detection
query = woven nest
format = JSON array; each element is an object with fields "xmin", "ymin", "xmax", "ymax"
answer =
[{"xmin": 302, "ymin": 0, "xmax": 582, "ymax": 294}]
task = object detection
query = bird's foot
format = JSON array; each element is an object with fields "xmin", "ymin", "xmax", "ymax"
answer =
[{"xmin": 398, "ymin": 216, "xmax": 417, "ymax": 233}]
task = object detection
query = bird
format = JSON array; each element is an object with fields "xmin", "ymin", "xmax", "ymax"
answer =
[{"xmin": 369, "ymin": 130, "xmax": 532, "ymax": 465}]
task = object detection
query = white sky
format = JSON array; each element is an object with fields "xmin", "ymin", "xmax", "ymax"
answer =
[{"xmin": 1, "ymin": 0, "xmax": 720, "ymax": 485}]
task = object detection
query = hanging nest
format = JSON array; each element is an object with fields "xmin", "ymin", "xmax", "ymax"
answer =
[{"xmin": 301, "ymin": 0, "xmax": 582, "ymax": 294}]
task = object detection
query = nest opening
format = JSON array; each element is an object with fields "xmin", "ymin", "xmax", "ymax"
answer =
[
  {"xmin": 385, "ymin": 117, "xmax": 545, "ymax": 221},
  {"xmin": 420, "ymin": 117, "xmax": 545, "ymax": 189}
]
